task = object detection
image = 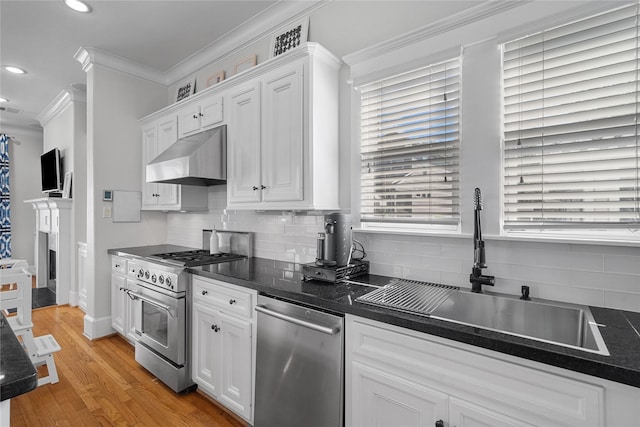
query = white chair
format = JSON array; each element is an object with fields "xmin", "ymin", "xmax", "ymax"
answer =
[{"xmin": 0, "ymin": 259, "xmax": 61, "ymax": 386}]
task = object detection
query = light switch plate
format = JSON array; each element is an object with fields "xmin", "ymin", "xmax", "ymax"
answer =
[{"xmin": 103, "ymin": 206, "xmax": 112, "ymax": 218}]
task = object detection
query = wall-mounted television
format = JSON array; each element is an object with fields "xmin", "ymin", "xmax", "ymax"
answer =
[{"xmin": 40, "ymin": 148, "xmax": 62, "ymax": 193}]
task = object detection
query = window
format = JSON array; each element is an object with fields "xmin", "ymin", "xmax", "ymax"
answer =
[
  {"xmin": 503, "ymin": 5, "xmax": 640, "ymax": 231},
  {"xmin": 359, "ymin": 57, "xmax": 461, "ymax": 226}
]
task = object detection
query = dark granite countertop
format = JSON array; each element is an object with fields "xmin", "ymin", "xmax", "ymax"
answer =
[
  {"xmin": 109, "ymin": 246, "xmax": 640, "ymax": 388},
  {"xmin": 0, "ymin": 313, "xmax": 38, "ymax": 401}
]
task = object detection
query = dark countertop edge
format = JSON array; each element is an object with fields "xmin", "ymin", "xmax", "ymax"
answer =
[
  {"xmin": 187, "ymin": 264, "xmax": 640, "ymax": 389},
  {"xmin": 1, "ymin": 314, "xmax": 38, "ymax": 401}
]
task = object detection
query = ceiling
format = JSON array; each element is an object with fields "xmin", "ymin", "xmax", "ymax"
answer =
[{"xmin": 0, "ymin": 0, "xmax": 280, "ymax": 130}]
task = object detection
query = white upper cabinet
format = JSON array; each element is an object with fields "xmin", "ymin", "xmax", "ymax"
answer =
[
  {"xmin": 177, "ymin": 94, "xmax": 224, "ymax": 138},
  {"xmin": 226, "ymin": 43, "xmax": 341, "ymax": 210},
  {"xmin": 138, "ymin": 43, "xmax": 339, "ymax": 211},
  {"xmin": 227, "ymin": 82, "xmax": 262, "ymax": 204},
  {"xmin": 261, "ymin": 62, "xmax": 304, "ymax": 203}
]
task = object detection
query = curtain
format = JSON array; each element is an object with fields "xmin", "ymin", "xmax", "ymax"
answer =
[{"xmin": 0, "ymin": 133, "xmax": 11, "ymax": 258}]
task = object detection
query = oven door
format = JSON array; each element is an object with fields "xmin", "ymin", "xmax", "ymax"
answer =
[{"xmin": 130, "ymin": 282, "xmax": 186, "ymax": 366}]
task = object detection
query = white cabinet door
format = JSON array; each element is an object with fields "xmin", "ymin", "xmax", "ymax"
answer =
[
  {"xmin": 219, "ymin": 312, "xmax": 253, "ymax": 421},
  {"xmin": 177, "ymin": 104, "xmax": 201, "ymax": 137},
  {"xmin": 111, "ymin": 274, "xmax": 126, "ymax": 335},
  {"xmin": 449, "ymin": 398, "xmax": 537, "ymax": 427},
  {"xmin": 192, "ymin": 303, "xmax": 222, "ymax": 397},
  {"xmin": 155, "ymin": 117, "xmax": 179, "ymax": 206},
  {"xmin": 351, "ymin": 362, "xmax": 448, "ymax": 427},
  {"xmin": 228, "ymin": 82, "xmax": 262, "ymax": 204},
  {"xmin": 142, "ymin": 124, "xmax": 159, "ymax": 207},
  {"xmin": 200, "ymin": 96, "xmax": 224, "ymax": 129},
  {"xmin": 125, "ymin": 279, "xmax": 138, "ymax": 344},
  {"xmin": 261, "ymin": 62, "xmax": 304, "ymax": 203},
  {"xmin": 178, "ymin": 95, "xmax": 224, "ymax": 138}
]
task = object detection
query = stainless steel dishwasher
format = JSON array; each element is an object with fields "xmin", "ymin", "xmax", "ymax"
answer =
[{"xmin": 254, "ymin": 295, "xmax": 344, "ymax": 427}]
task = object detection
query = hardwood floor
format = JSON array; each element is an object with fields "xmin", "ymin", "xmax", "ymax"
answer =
[{"xmin": 10, "ymin": 305, "xmax": 247, "ymax": 427}]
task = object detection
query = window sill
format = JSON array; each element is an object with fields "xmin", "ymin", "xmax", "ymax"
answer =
[
  {"xmin": 492, "ymin": 233, "xmax": 640, "ymax": 248},
  {"xmin": 353, "ymin": 227, "xmax": 472, "ymax": 240},
  {"xmin": 353, "ymin": 228, "xmax": 640, "ymax": 247}
]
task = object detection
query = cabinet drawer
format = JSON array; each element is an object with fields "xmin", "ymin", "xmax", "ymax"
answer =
[
  {"xmin": 111, "ymin": 256, "xmax": 127, "ymax": 275},
  {"xmin": 192, "ymin": 276, "xmax": 255, "ymax": 319}
]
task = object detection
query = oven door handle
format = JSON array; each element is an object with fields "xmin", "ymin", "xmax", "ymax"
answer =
[{"xmin": 128, "ymin": 291, "xmax": 174, "ymax": 316}]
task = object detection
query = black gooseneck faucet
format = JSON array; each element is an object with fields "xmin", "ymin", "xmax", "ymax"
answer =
[{"xmin": 470, "ymin": 188, "xmax": 495, "ymax": 293}]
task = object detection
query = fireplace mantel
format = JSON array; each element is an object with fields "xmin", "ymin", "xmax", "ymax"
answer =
[{"xmin": 25, "ymin": 197, "xmax": 73, "ymax": 305}]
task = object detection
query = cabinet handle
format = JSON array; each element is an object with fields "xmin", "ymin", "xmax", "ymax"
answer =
[
  {"xmin": 435, "ymin": 420, "xmax": 444, "ymax": 427},
  {"xmin": 211, "ymin": 324, "xmax": 220, "ymax": 332},
  {"xmin": 229, "ymin": 299, "xmax": 236, "ymax": 305},
  {"xmin": 193, "ymin": 114, "xmax": 198, "ymax": 119},
  {"xmin": 202, "ymin": 290, "xmax": 208, "ymax": 295},
  {"xmin": 252, "ymin": 186, "xmax": 259, "ymax": 191},
  {"xmin": 115, "ymin": 264, "xmax": 120, "ymax": 268},
  {"xmin": 199, "ymin": 112, "xmax": 204, "ymax": 117},
  {"xmin": 260, "ymin": 185, "xmax": 266, "ymax": 190}
]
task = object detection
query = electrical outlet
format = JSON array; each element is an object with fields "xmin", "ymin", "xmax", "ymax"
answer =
[{"xmin": 103, "ymin": 206, "xmax": 112, "ymax": 218}]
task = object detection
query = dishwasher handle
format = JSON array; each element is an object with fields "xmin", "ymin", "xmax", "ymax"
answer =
[{"xmin": 255, "ymin": 304, "xmax": 341, "ymax": 335}]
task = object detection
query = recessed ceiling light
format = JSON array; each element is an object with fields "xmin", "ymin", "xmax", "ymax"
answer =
[
  {"xmin": 3, "ymin": 66, "xmax": 26, "ymax": 74},
  {"xmin": 0, "ymin": 97, "xmax": 8, "ymax": 103},
  {"xmin": 64, "ymin": 0, "xmax": 92, "ymax": 13}
]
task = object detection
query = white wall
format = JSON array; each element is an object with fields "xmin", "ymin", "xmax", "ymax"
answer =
[
  {"xmin": 85, "ymin": 64, "xmax": 167, "ymax": 338},
  {"xmin": 2, "ymin": 125, "xmax": 42, "ymax": 264},
  {"xmin": 163, "ymin": 1, "xmax": 640, "ymax": 313},
  {"xmin": 40, "ymin": 91, "xmax": 87, "ymax": 302}
]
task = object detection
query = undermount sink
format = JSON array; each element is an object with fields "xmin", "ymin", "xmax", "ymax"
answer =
[
  {"xmin": 430, "ymin": 290, "xmax": 610, "ymax": 356},
  {"xmin": 355, "ymin": 279, "xmax": 609, "ymax": 356}
]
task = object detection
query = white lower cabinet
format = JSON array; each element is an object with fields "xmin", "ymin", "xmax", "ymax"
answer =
[
  {"xmin": 346, "ymin": 315, "xmax": 640, "ymax": 427},
  {"xmin": 110, "ymin": 256, "xmax": 138, "ymax": 345},
  {"xmin": 191, "ymin": 276, "xmax": 256, "ymax": 424},
  {"xmin": 352, "ymin": 362, "xmax": 448, "ymax": 427},
  {"xmin": 111, "ymin": 273, "xmax": 127, "ymax": 336}
]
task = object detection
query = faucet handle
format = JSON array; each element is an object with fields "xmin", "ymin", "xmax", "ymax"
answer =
[{"xmin": 520, "ymin": 285, "xmax": 531, "ymax": 301}]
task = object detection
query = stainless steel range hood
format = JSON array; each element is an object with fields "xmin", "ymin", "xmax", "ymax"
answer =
[{"xmin": 146, "ymin": 125, "xmax": 226, "ymax": 186}]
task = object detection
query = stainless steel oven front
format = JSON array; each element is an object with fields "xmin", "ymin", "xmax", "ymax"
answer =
[
  {"xmin": 130, "ymin": 281, "xmax": 186, "ymax": 366},
  {"xmin": 127, "ymin": 259, "xmax": 193, "ymax": 393}
]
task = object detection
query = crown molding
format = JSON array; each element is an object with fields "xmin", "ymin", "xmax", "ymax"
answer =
[
  {"xmin": 343, "ymin": 0, "xmax": 529, "ymax": 68},
  {"xmin": 72, "ymin": 1, "xmax": 328, "ymax": 89},
  {"xmin": 164, "ymin": 0, "xmax": 328, "ymax": 85},
  {"xmin": 36, "ymin": 86, "xmax": 87, "ymax": 127},
  {"xmin": 0, "ymin": 123, "xmax": 43, "ymax": 138},
  {"xmin": 73, "ymin": 47, "xmax": 167, "ymax": 85}
]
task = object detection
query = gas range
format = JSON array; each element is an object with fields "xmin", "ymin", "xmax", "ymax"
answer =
[{"xmin": 148, "ymin": 249, "xmax": 246, "ymax": 267}]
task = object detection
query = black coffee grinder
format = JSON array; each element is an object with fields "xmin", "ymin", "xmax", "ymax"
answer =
[{"xmin": 302, "ymin": 213, "xmax": 369, "ymax": 283}]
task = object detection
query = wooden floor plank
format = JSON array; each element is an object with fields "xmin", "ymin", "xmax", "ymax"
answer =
[{"xmin": 10, "ymin": 305, "xmax": 247, "ymax": 427}]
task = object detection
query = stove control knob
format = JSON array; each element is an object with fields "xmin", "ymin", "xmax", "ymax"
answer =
[
  {"xmin": 151, "ymin": 274, "xmax": 157, "ymax": 283},
  {"xmin": 158, "ymin": 275, "xmax": 164, "ymax": 285},
  {"xmin": 166, "ymin": 277, "xmax": 172, "ymax": 287},
  {"xmin": 145, "ymin": 271, "xmax": 150, "ymax": 280},
  {"xmin": 138, "ymin": 269, "xmax": 144, "ymax": 278}
]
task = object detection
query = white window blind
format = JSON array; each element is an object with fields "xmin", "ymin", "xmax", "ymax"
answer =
[
  {"xmin": 503, "ymin": 5, "xmax": 640, "ymax": 230},
  {"xmin": 360, "ymin": 58, "xmax": 461, "ymax": 225}
]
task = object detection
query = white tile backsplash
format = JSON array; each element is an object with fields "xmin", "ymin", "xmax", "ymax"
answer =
[{"xmin": 166, "ymin": 188, "xmax": 640, "ymax": 313}]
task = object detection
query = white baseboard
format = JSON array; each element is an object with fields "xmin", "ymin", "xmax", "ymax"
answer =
[{"xmin": 83, "ymin": 314, "xmax": 114, "ymax": 340}]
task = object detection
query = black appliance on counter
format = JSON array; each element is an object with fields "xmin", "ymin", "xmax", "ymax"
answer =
[{"xmin": 302, "ymin": 213, "xmax": 369, "ymax": 283}]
